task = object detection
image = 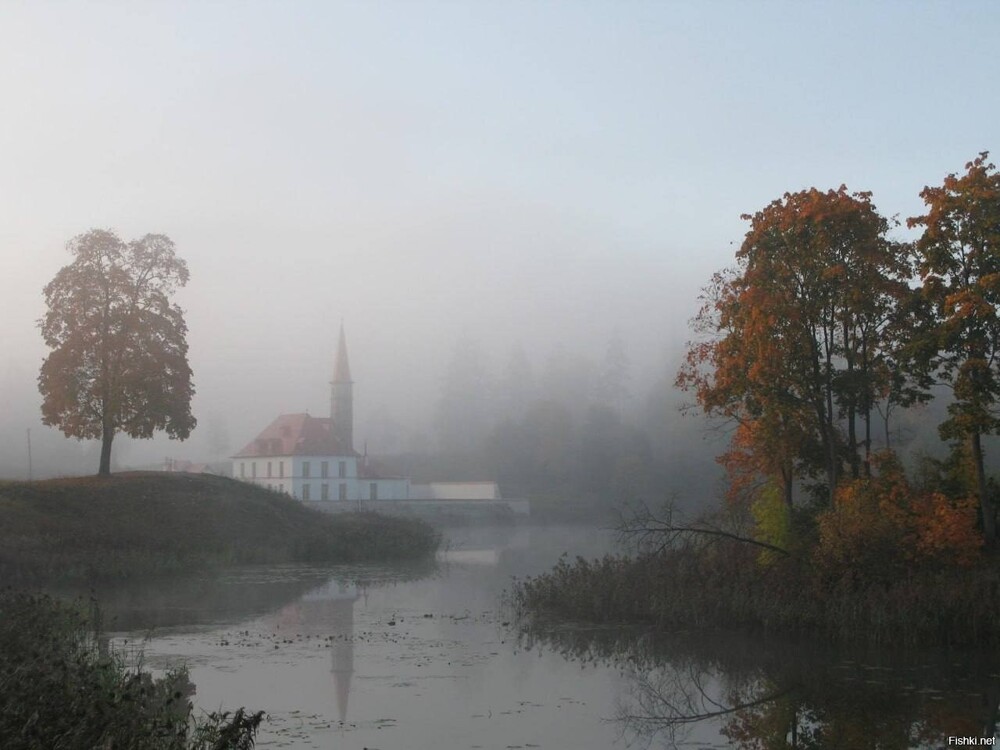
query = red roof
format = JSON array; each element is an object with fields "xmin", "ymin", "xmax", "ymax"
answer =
[{"xmin": 233, "ymin": 414, "xmax": 357, "ymax": 458}]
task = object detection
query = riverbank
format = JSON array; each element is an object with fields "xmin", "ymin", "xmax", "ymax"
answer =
[
  {"xmin": 506, "ymin": 545, "xmax": 1000, "ymax": 647},
  {"xmin": 0, "ymin": 589, "xmax": 262, "ymax": 749},
  {"xmin": 0, "ymin": 472, "xmax": 439, "ymax": 582}
]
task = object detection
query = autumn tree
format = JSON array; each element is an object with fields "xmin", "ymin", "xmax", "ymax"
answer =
[
  {"xmin": 677, "ymin": 268, "xmax": 815, "ymax": 510},
  {"xmin": 678, "ymin": 188, "xmax": 909, "ymax": 507},
  {"xmin": 38, "ymin": 229, "xmax": 196, "ymax": 476},
  {"xmin": 909, "ymin": 152, "xmax": 1000, "ymax": 545}
]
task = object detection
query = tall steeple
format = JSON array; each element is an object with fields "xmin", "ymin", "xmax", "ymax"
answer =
[{"xmin": 330, "ymin": 323, "xmax": 353, "ymax": 453}]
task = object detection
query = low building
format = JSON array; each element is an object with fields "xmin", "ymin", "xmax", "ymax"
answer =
[{"xmin": 410, "ymin": 481, "xmax": 502, "ymax": 501}]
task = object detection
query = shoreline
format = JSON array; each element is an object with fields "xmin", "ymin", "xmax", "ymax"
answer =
[{"xmin": 0, "ymin": 472, "xmax": 439, "ymax": 583}]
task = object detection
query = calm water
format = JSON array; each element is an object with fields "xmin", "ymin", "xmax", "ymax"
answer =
[{"xmin": 92, "ymin": 525, "xmax": 999, "ymax": 749}]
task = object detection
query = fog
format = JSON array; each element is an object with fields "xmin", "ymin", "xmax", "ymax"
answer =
[{"xmin": 2, "ymin": 3, "xmax": 998, "ymax": 492}]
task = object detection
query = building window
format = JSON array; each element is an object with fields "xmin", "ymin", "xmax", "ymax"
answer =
[
  {"xmin": 279, "ymin": 461, "xmax": 284, "ymax": 478},
  {"xmin": 267, "ymin": 461, "xmax": 272, "ymax": 478},
  {"xmin": 240, "ymin": 462, "xmax": 245, "ymax": 478},
  {"xmin": 302, "ymin": 483, "xmax": 311, "ymax": 501},
  {"xmin": 321, "ymin": 483, "xmax": 329, "ymax": 501},
  {"xmin": 251, "ymin": 462, "xmax": 256, "ymax": 479},
  {"xmin": 339, "ymin": 483, "xmax": 347, "ymax": 501},
  {"xmin": 321, "ymin": 461, "xmax": 329, "ymax": 479},
  {"xmin": 338, "ymin": 461, "xmax": 346, "ymax": 478},
  {"xmin": 302, "ymin": 461, "xmax": 311, "ymax": 478},
  {"xmin": 369, "ymin": 483, "xmax": 377, "ymax": 501}
]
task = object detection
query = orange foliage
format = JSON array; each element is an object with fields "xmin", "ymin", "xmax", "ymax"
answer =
[
  {"xmin": 815, "ymin": 454, "xmax": 982, "ymax": 578},
  {"xmin": 909, "ymin": 492, "xmax": 981, "ymax": 566}
]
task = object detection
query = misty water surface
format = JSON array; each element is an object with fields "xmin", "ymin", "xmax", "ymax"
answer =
[{"xmin": 94, "ymin": 525, "xmax": 999, "ymax": 750}]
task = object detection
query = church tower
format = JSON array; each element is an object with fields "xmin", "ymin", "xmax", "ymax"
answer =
[{"xmin": 330, "ymin": 323, "xmax": 354, "ymax": 452}]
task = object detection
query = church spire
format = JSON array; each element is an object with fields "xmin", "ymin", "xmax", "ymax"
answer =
[
  {"xmin": 330, "ymin": 323, "xmax": 354, "ymax": 452},
  {"xmin": 333, "ymin": 322, "xmax": 352, "ymax": 384}
]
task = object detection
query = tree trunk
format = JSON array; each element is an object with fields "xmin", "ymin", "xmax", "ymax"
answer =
[
  {"xmin": 782, "ymin": 464, "xmax": 794, "ymax": 511},
  {"xmin": 98, "ymin": 420, "xmax": 114, "ymax": 476},
  {"xmin": 825, "ymin": 379, "xmax": 837, "ymax": 502},
  {"xmin": 861, "ymin": 333, "xmax": 872, "ymax": 478},
  {"xmin": 971, "ymin": 431, "xmax": 996, "ymax": 546},
  {"xmin": 844, "ymin": 320, "xmax": 859, "ymax": 480},
  {"xmin": 863, "ymin": 411, "xmax": 872, "ymax": 478},
  {"xmin": 823, "ymin": 325, "xmax": 838, "ymax": 502}
]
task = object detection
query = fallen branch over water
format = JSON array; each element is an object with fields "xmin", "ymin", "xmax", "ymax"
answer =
[{"xmin": 617, "ymin": 502, "xmax": 791, "ymax": 557}]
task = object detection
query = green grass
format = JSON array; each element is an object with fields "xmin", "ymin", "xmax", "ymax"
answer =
[{"xmin": 0, "ymin": 472, "xmax": 439, "ymax": 582}]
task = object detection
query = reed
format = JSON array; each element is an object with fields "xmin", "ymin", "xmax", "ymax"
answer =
[{"xmin": 506, "ymin": 544, "xmax": 1000, "ymax": 646}]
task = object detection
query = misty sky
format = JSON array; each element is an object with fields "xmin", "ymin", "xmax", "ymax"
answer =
[{"xmin": 2, "ymin": 1, "xmax": 999, "ymax": 476}]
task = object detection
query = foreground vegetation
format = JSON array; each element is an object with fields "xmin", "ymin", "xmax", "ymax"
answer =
[
  {"xmin": 0, "ymin": 589, "xmax": 262, "ymax": 749},
  {"xmin": 0, "ymin": 472, "xmax": 439, "ymax": 582}
]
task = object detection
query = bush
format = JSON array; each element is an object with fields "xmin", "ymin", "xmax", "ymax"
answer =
[
  {"xmin": 814, "ymin": 454, "xmax": 982, "ymax": 582},
  {"xmin": 0, "ymin": 589, "xmax": 263, "ymax": 749}
]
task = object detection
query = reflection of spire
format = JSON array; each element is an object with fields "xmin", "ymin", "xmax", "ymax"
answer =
[
  {"xmin": 329, "ymin": 596, "xmax": 355, "ymax": 723},
  {"xmin": 267, "ymin": 580, "xmax": 358, "ymax": 723}
]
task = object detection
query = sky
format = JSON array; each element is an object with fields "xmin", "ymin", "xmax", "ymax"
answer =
[{"xmin": 1, "ymin": 1, "xmax": 999, "ymax": 477}]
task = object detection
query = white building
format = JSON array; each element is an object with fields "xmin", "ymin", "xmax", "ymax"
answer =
[
  {"xmin": 410, "ymin": 481, "xmax": 502, "ymax": 500},
  {"xmin": 232, "ymin": 326, "xmax": 409, "ymax": 503}
]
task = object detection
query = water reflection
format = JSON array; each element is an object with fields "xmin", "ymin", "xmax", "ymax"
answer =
[
  {"xmin": 117, "ymin": 526, "xmax": 627, "ymax": 749},
  {"xmin": 518, "ymin": 626, "xmax": 1000, "ymax": 749},
  {"xmin": 266, "ymin": 579, "xmax": 358, "ymax": 722},
  {"xmin": 92, "ymin": 525, "xmax": 1000, "ymax": 749},
  {"xmin": 80, "ymin": 558, "xmax": 436, "ymax": 632}
]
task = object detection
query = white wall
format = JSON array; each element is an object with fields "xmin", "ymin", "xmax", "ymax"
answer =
[{"xmin": 233, "ymin": 455, "xmax": 410, "ymax": 502}]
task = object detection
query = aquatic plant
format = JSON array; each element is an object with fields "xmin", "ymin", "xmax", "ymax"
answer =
[{"xmin": 506, "ymin": 538, "xmax": 1000, "ymax": 646}]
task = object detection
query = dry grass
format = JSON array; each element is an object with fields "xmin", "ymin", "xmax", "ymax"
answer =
[{"xmin": 506, "ymin": 542, "xmax": 1000, "ymax": 647}]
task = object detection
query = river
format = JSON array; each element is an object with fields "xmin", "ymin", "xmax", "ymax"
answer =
[{"xmin": 92, "ymin": 524, "xmax": 998, "ymax": 749}]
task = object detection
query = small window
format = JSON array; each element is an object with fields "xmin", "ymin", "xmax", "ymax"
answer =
[
  {"xmin": 369, "ymin": 482, "xmax": 378, "ymax": 501},
  {"xmin": 267, "ymin": 461, "xmax": 272, "ymax": 478},
  {"xmin": 240, "ymin": 462, "xmax": 245, "ymax": 478},
  {"xmin": 302, "ymin": 461, "xmax": 311, "ymax": 478},
  {"xmin": 339, "ymin": 483, "xmax": 347, "ymax": 501},
  {"xmin": 251, "ymin": 462, "xmax": 256, "ymax": 479},
  {"xmin": 279, "ymin": 461, "xmax": 284, "ymax": 478},
  {"xmin": 302, "ymin": 483, "xmax": 311, "ymax": 501},
  {"xmin": 321, "ymin": 461, "xmax": 329, "ymax": 479},
  {"xmin": 338, "ymin": 461, "xmax": 346, "ymax": 478},
  {"xmin": 321, "ymin": 483, "xmax": 329, "ymax": 501}
]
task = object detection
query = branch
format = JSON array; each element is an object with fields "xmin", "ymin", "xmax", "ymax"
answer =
[{"xmin": 617, "ymin": 502, "xmax": 791, "ymax": 558}]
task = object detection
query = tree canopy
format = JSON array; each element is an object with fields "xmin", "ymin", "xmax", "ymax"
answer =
[
  {"xmin": 38, "ymin": 229, "xmax": 195, "ymax": 476},
  {"xmin": 677, "ymin": 187, "xmax": 910, "ymax": 508},
  {"xmin": 680, "ymin": 154, "xmax": 1000, "ymax": 550},
  {"xmin": 908, "ymin": 152, "xmax": 1000, "ymax": 543}
]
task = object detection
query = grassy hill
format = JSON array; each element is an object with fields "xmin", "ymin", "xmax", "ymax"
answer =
[{"xmin": 0, "ymin": 472, "xmax": 438, "ymax": 582}]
